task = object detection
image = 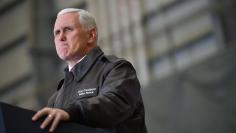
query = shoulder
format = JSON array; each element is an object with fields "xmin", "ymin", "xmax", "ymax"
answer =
[
  {"xmin": 104, "ymin": 55, "xmax": 123, "ymax": 63},
  {"xmin": 101, "ymin": 55, "xmax": 133, "ymax": 67},
  {"xmin": 98, "ymin": 55, "xmax": 136, "ymax": 75}
]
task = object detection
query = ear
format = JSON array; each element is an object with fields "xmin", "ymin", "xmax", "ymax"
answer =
[{"xmin": 88, "ymin": 28, "xmax": 97, "ymax": 44}]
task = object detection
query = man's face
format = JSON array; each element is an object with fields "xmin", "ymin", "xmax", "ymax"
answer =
[{"xmin": 54, "ymin": 13, "xmax": 89, "ymax": 61}]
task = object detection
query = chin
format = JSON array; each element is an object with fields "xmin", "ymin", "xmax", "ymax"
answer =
[{"xmin": 58, "ymin": 54, "xmax": 68, "ymax": 60}]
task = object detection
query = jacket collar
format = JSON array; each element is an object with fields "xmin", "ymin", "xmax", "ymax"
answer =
[{"xmin": 64, "ymin": 46, "xmax": 104, "ymax": 82}]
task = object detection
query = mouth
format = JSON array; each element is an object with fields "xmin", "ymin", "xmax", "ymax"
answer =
[
  {"xmin": 57, "ymin": 43, "xmax": 68, "ymax": 49},
  {"xmin": 60, "ymin": 43, "xmax": 68, "ymax": 46},
  {"xmin": 58, "ymin": 43, "xmax": 69, "ymax": 48}
]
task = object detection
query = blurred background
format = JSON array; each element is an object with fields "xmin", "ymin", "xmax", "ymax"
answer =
[{"xmin": 0, "ymin": 0, "xmax": 236, "ymax": 132}]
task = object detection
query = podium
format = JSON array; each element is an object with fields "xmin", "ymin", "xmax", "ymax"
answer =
[{"xmin": 0, "ymin": 102, "xmax": 109, "ymax": 133}]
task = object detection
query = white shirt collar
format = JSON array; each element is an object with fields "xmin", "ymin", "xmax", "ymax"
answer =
[{"xmin": 68, "ymin": 56, "xmax": 86, "ymax": 71}]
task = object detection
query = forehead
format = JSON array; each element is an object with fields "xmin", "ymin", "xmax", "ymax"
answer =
[{"xmin": 54, "ymin": 12, "xmax": 80, "ymax": 28}]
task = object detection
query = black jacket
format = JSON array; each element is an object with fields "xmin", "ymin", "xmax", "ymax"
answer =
[{"xmin": 48, "ymin": 46, "xmax": 147, "ymax": 133}]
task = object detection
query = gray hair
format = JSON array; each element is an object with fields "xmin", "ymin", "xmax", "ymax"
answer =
[{"xmin": 57, "ymin": 8, "xmax": 97, "ymax": 32}]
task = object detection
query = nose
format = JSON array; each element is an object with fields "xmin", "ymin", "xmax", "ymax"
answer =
[{"xmin": 58, "ymin": 32, "xmax": 66, "ymax": 41}]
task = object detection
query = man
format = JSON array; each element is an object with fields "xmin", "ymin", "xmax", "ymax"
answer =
[{"xmin": 32, "ymin": 8, "xmax": 147, "ymax": 133}]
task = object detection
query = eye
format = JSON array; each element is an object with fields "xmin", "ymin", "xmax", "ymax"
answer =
[
  {"xmin": 54, "ymin": 30, "xmax": 60, "ymax": 36},
  {"xmin": 64, "ymin": 27, "xmax": 73, "ymax": 32}
]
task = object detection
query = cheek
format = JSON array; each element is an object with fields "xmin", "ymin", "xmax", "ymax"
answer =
[
  {"xmin": 54, "ymin": 41, "xmax": 61, "ymax": 51},
  {"xmin": 55, "ymin": 45, "xmax": 61, "ymax": 53},
  {"xmin": 70, "ymin": 37, "xmax": 82, "ymax": 50},
  {"xmin": 54, "ymin": 40, "xmax": 59, "ymax": 50}
]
